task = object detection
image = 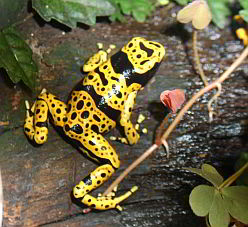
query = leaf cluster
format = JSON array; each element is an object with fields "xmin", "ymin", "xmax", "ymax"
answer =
[
  {"xmin": 32, "ymin": 0, "xmax": 155, "ymax": 28},
  {"xmin": 186, "ymin": 164, "xmax": 248, "ymax": 227},
  {"xmin": 109, "ymin": 0, "xmax": 155, "ymax": 22}
]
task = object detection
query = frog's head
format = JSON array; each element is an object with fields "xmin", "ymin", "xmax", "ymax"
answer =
[
  {"xmin": 122, "ymin": 37, "xmax": 165, "ymax": 75},
  {"xmin": 111, "ymin": 37, "xmax": 165, "ymax": 87}
]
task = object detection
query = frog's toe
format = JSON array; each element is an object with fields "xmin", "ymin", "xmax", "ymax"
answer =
[{"xmin": 41, "ymin": 88, "xmax": 47, "ymax": 94}]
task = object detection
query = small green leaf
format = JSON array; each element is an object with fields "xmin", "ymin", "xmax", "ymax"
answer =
[
  {"xmin": 189, "ymin": 185, "xmax": 215, "ymax": 216},
  {"xmin": 222, "ymin": 186, "xmax": 248, "ymax": 224},
  {"xmin": 209, "ymin": 190, "xmax": 230, "ymax": 227},
  {"xmin": 239, "ymin": 9, "xmax": 248, "ymax": 23},
  {"xmin": 32, "ymin": 0, "xmax": 116, "ymax": 28},
  {"xmin": 0, "ymin": 27, "xmax": 37, "ymax": 89},
  {"xmin": 207, "ymin": 0, "xmax": 231, "ymax": 29},
  {"xmin": 185, "ymin": 164, "xmax": 223, "ymax": 187},
  {"xmin": 109, "ymin": 0, "xmax": 154, "ymax": 22}
]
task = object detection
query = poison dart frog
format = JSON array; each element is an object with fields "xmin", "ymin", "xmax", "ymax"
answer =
[{"xmin": 24, "ymin": 37, "xmax": 165, "ymax": 211}]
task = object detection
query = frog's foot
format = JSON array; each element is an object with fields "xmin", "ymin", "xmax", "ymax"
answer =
[
  {"xmin": 110, "ymin": 113, "xmax": 148, "ymax": 144},
  {"xmin": 83, "ymin": 185, "xmax": 138, "ymax": 211},
  {"xmin": 24, "ymin": 100, "xmax": 35, "ymax": 140},
  {"xmin": 24, "ymin": 88, "xmax": 67, "ymax": 144},
  {"xmin": 83, "ymin": 43, "xmax": 116, "ymax": 72}
]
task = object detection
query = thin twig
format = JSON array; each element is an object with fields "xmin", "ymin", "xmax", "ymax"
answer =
[
  {"xmin": 208, "ymin": 82, "xmax": 222, "ymax": 122},
  {"xmin": 193, "ymin": 31, "xmax": 208, "ymax": 86},
  {"xmin": 103, "ymin": 45, "xmax": 248, "ymax": 197},
  {"xmin": 218, "ymin": 162, "xmax": 248, "ymax": 190}
]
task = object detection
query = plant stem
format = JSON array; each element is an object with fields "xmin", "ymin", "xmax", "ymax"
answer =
[
  {"xmin": 218, "ymin": 162, "xmax": 248, "ymax": 190},
  {"xmin": 193, "ymin": 30, "xmax": 208, "ymax": 86}
]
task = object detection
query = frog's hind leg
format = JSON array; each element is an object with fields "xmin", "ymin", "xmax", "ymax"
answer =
[
  {"xmin": 71, "ymin": 130, "xmax": 137, "ymax": 211},
  {"xmin": 24, "ymin": 89, "xmax": 67, "ymax": 144}
]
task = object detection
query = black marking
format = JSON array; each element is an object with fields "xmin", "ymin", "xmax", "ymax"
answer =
[
  {"xmin": 140, "ymin": 60, "xmax": 149, "ymax": 65},
  {"xmin": 36, "ymin": 109, "xmax": 40, "ymax": 114},
  {"xmin": 139, "ymin": 42, "xmax": 154, "ymax": 57},
  {"xmin": 36, "ymin": 121, "xmax": 48, "ymax": 128},
  {"xmin": 111, "ymin": 76, "xmax": 119, "ymax": 82},
  {"xmin": 93, "ymin": 114, "xmax": 100, "ymax": 122},
  {"xmin": 67, "ymin": 104, "xmax": 72, "ymax": 113},
  {"xmin": 28, "ymin": 109, "xmax": 34, "ymax": 117},
  {"xmin": 89, "ymin": 140, "xmax": 95, "ymax": 146},
  {"xmin": 81, "ymin": 111, "xmax": 89, "ymax": 119},
  {"xmin": 83, "ymin": 175, "xmax": 92, "ymax": 186},
  {"xmin": 116, "ymin": 92, "xmax": 122, "ymax": 98},
  {"xmin": 76, "ymin": 100, "xmax": 84, "ymax": 110},
  {"xmin": 56, "ymin": 108, "xmax": 61, "ymax": 114},
  {"xmin": 71, "ymin": 124, "xmax": 83, "ymax": 134},
  {"xmin": 65, "ymin": 124, "xmax": 70, "ymax": 132},
  {"xmin": 71, "ymin": 112, "xmax": 77, "ymax": 120},
  {"xmin": 24, "ymin": 127, "xmax": 30, "ymax": 132},
  {"xmin": 149, "ymin": 41, "xmax": 162, "ymax": 48},
  {"xmin": 95, "ymin": 68, "xmax": 108, "ymax": 86},
  {"xmin": 91, "ymin": 124, "xmax": 99, "ymax": 133}
]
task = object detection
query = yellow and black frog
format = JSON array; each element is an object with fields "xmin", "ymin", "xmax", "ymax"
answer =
[{"xmin": 24, "ymin": 37, "xmax": 165, "ymax": 211}]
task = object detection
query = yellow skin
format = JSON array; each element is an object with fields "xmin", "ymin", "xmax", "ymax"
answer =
[
  {"xmin": 24, "ymin": 37, "xmax": 165, "ymax": 211},
  {"xmin": 234, "ymin": 15, "xmax": 248, "ymax": 46}
]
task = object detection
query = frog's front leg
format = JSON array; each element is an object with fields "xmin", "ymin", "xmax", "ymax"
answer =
[
  {"xmin": 24, "ymin": 89, "xmax": 67, "ymax": 144},
  {"xmin": 71, "ymin": 130, "xmax": 137, "ymax": 210},
  {"xmin": 119, "ymin": 91, "xmax": 140, "ymax": 145}
]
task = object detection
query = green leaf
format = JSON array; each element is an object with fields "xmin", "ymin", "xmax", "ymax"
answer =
[
  {"xmin": 185, "ymin": 164, "xmax": 223, "ymax": 187},
  {"xmin": 0, "ymin": 27, "xmax": 37, "ymax": 89},
  {"xmin": 207, "ymin": 0, "xmax": 231, "ymax": 29},
  {"xmin": 209, "ymin": 189, "xmax": 230, "ymax": 227},
  {"xmin": 189, "ymin": 185, "xmax": 215, "ymax": 216},
  {"xmin": 222, "ymin": 186, "xmax": 248, "ymax": 224},
  {"xmin": 32, "ymin": 0, "xmax": 116, "ymax": 28},
  {"xmin": 239, "ymin": 9, "xmax": 248, "ymax": 23},
  {"xmin": 239, "ymin": 0, "xmax": 248, "ymax": 9},
  {"xmin": 109, "ymin": 0, "xmax": 155, "ymax": 22}
]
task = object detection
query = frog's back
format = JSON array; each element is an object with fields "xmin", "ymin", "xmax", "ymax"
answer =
[{"xmin": 67, "ymin": 37, "xmax": 165, "ymax": 135}]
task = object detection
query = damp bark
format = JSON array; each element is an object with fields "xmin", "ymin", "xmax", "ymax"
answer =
[{"xmin": 0, "ymin": 6, "xmax": 248, "ymax": 227}]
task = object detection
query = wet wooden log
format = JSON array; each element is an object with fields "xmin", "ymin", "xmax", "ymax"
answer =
[{"xmin": 0, "ymin": 7, "xmax": 248, "ymax": 226}]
